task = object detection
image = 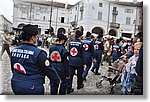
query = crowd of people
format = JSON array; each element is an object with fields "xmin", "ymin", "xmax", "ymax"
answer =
[{"xmin": 0, "ymin": 24, "xmax": 143, "ymax": 95}]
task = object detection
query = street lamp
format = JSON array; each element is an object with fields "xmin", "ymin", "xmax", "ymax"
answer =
[
  {"xmin": 133, "ymin": 20, "xmax": 136, "ymax": 35},
  {"xmin": 48, "ymin": 0, "xmax": 53, "ymax": 35}
]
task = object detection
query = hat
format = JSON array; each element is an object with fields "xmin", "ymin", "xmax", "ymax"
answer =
[
  {"xmin": 75, "ymin": 30, "xmax": 83, "ymax": 37},
  {"xmin": 22, "ymin": 24, "xmax": 38, "ymax": 35},
  {"xmin": 57, "ymin": 33, "xmax": 67, "ymax": 40},
  {"xmin": 86, "ymin": 32, "xmax": 91, "ymax": 37}
]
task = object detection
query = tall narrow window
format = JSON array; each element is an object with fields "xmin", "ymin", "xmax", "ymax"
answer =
[
  {"xmin": 61, "ymin": 17, "xmax": 65, "ymax": 23},
  {"xmin": 126, "ymin": 17, "xmax": 131, "ymax": 25},
  {"xmin": 113, "ymin": 7, "xmax": 117, "ymax": 12},
  {"xmin": 99, "ymin": 3, "xmax": 103, "ymax": 7},
  {"xmin": 112, "ymin": 15, "xmax": 117, "ymax": 22},
  {"xmin": 98, "ymin": 12, "xmax": 102, "ymax": 20},
  {"xmin": 80, "ymin": 11, "xmax": 83, "ymax": 20},
  {"xmin": 75, "ymin": 15, "xmax": 77, "ymax": 21}
]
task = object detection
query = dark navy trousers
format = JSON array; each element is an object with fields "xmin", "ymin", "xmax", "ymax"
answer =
[
  {"xmin": 50, "ymin": 79, "xmax": 68, "ymax": 95},
  {"xmin": 82, "ymin": 56, "xmax": 92, "ymax": 80},
  {"xmin": 11, "ymin": 79, "xmax": 44, "ymax": 95},
  {"xmin": 92, "ymin": 50, "xmax": 103, "ymax": 73}
]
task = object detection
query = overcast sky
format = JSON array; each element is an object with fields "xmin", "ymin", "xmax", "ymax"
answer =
[{"xmin": 0, "ymin": 0, "xmax": 143, "ymax": 23}]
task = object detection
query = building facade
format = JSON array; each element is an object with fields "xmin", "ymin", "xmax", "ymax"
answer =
[
  {"xmin": 13, "ymin": 0, "xmax": 143, "ymax": 38},
  {"xmin": 0, "ymin": 15, "xmax": 12, "ymax": 32}
]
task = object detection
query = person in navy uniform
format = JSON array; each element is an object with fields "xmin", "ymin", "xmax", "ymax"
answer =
[
  {"xmin": 91, "ymin": 34, "xmax": 104, "ymax": 75},
  {"xmin": 10, "ymin": 24, "xmax": 60, "ymax": 95},
  {"xmin": 67, "ymin": 30, "xmax": 85, "ymax": 93},
  {"xmin": 112, "ymin": 39, "xmax": 122, "ymax": 62},
  {"xmin": 82, "ymin": 32, "xmax": 94, "ymax": 81},
  {"xmin": 49, "ymin": 33, "xmax": 69, "ymax": 95}
]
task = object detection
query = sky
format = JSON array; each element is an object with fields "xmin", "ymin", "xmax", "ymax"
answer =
[{"xmin": 0, "ymin": 0, "xmax": 143, "ymax": 23}]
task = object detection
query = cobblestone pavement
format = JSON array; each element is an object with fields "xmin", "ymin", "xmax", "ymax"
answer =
[{"xmin": 0, "ymin": 46, "xmax": 122, "ymax": 95}]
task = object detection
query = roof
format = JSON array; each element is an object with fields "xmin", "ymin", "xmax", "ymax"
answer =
[
  {"xmin": 14, "ymin": 0, "xmax": 74, "ymax": 9},
  {"xmin": 106, "ymin": 0, "xmax": 143, "ymax": 7}
]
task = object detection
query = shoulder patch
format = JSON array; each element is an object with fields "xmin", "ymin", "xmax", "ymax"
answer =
[{"xmin": 45, "ymin": 60, "xmax": 50, "ymax": 66}]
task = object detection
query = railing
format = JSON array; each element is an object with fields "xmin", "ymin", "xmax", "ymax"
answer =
[
  {"xmin": 110, "ymin": 22, "xmax": 120, "ymax": 29},
  {"xmin": 80, "ymin": 6, "xmax": 84, "ymax": 11},
  {"xmin": 112, "ymin": 10, "xmax": 118, "ymax": 15}
]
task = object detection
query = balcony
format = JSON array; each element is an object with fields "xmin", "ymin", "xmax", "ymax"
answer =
[
  {"xmin": 112, "ymin": 10, "xmax": 118, "ymax": 15},
  {"xmin": 80, "ymin": 6, "xmax": 84, "ymax": 11},
  {"xmin": 70, "ymin": 21, "xmax": 77, "ymax": 27},
  {"xmin": 110, "ymin": 22, "xmax": 120, "ymax": 29}
]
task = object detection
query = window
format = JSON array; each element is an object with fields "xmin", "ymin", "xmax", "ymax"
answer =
[
  {"xmin": 99, "ymin": 3, "xmax": 103, "ymax": 7},
  {"xmin": 75, "ymin": 15, "xmax": 77, "ymax": 21},
  {"xmin": 80, "ymin": 11, "xmax": 83, "ymax": 20},
  {"xmin": 61, "ymin": 17, "xmax": 65, "ymax": 23},
  {"xmin": 43, "ymin": 16, "xmax": 45, "ymax": 21},
  {"xmin": 125, "ymin": 9, "xmax": 133, "ymax": 13},
  {"xmin": 113, "ymin": 7, "xmax": 117, "ymax": 12},
  {"xmin": 75, "ymin": 7, "xmax": 77, "ymax": 11},
  {"xmin": 126, "ymin": 17, "xmax": 131, "ymax": 25},
  {"xmin": 98, "ymin": 12, "xmax": 102, "ymax": 20}
]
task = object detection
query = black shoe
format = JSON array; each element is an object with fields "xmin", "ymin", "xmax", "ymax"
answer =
[
  {"xmin": 77, "ymin": 84, "xmax": 84, "ymax": 89},
  {"xmin": 91, "ymin": 69, "xmax": 95, "ymax": 73},
  {"xmin": 83, "ymin": 78, "xmax": 86, "ymax": 81},
  {"xmin": 109, "ymin": 64, "xmax": 112, "ymax": 66},
  {"xmin": 67, "ymin": 88, "xmax": 74, "ymax": 94},
  {"xmin": 95, "ymin": 72, "xmax": 101, "ymax": 75}
]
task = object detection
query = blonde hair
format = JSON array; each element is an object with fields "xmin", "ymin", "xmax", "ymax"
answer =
[{"xmin": 134, "ymin": 42, "xmax": 142, "ymax": 49}]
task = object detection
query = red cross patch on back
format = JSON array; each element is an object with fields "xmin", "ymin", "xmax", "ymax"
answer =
[
  {"xmin": 94, "ymin": 44, "xmax": 99, "ymax": 49},
  {"xmin": 70, "ymin": 47, "xmax": 78, "ymax": 56},
  {"xmin": 50, "ymin": 51, "xmax": 61, "ymax": 62},
  {"xmin": 113, "ymin": 48, "xmax": 117, "ymax": 52},
  {"xmin": 14, "ymin": 63, "xmax": 26, "ymax": 74},
  {"xmin": 83, "ymin": 44, "xmax": 89, "ymax": 51}
]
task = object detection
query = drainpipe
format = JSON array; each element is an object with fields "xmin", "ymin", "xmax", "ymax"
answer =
[
  {"xmin": 107, "ymin": 3, "xmax": 110, "ymax": 35},
  {"xmin": 55, "ymin": 7, "xmax": 58, "ymax": 34},
  {"xmin": 29, "ymin": 3, "xmax": 32, "ymax": 24}
]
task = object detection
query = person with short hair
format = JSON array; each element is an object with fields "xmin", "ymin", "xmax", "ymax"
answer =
[
  {"xmin": 0, "ymin": 30, "xmax": 11, "ymax": 61},
  {"xmin": 91, "ymin": 34, "xmax": 104, "ymax": 75},
  {"xmin": 49, "ymin": 33, "xmax": 69, "ymax": 95},
  {"xmin": 112, "ymin": 39, "xmax": 122, "ymax": 62},
  {"xmin": 67, "ymin": 30, "xmax": 85, "ymax": 93},
  {"xmin": 10, "ymin": 24, "xmax": 60, "ymax": 95},
  {"xmin": 82, "ymin": 32, "xmax": 94, "ymax": 81}
]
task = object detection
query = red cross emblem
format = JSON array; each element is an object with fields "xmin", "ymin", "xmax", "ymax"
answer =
[
  {"xmin": 83, "ymin": 44, "xmax": 89, "ymax": 51},
  {"xmin": 94, "ymin": 44, "xmax": 99, "ymax": 49},
  {"xmin": 70, "ymin": 47, "xmax": 78, "ymax": 56},
  {"xmin": 128, "ymin": 46, "xmax": 131, "ymax": 51},
  {"xmin": 50, "ymin": 51, "xmax": 61, "ymax": 62},
  {"xmin": 113, "ymin": 48, "xmax": 117, "ymax": 52},
  {"xmin": 14, "ymin": 63, "xmax": 26, "ymax": 74}
]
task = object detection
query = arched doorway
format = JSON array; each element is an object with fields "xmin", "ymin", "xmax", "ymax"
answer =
[
  {"xmin": 109, "ymin": 29, "xmax": 117, "ymax": 37},
  {"xmin": 92, "ymin": 27, "xmax": 104, "ymax": 35},
  {"xmin": 18, "ymin": 23, "xmax": 25, "ymax": 29},
  {"xmin": 57, "ymin": 28, "xmax": 66, "ymax": 34}
]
